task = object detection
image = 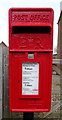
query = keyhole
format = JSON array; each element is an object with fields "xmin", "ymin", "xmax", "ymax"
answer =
[{"xmin": 18, "ymin": 80, "xmax": 20, "ymax": 83}]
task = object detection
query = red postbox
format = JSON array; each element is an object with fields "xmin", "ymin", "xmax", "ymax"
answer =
[{"xmin": 9, "ymin": 8, "xmax": 54, "ymax": 112}]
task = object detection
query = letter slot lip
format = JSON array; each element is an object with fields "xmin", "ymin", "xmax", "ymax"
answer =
[{"xmin": 11, "ymin": 23, "xmax": 52, "ymax": 27}]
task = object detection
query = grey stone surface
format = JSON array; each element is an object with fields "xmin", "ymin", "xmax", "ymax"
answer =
[
  {"xmin": 0, "ymin": 42, "xmax": 8, "ymax": 119},
  {"xmin": 0, "ymin": 43, "xmax": 2, "ymax": 120},
  {"xmin": 60, "ymin": 1, "xmax": 62, "ymax": 12}
]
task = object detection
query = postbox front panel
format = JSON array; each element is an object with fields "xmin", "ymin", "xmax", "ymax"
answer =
[
  {"xmin": 9, "ymin": 52, "xmax": 52, "ymax": 112},
  {"xmin": 9, "ymin": 8, "xmax": 54, "ymax": 112}
]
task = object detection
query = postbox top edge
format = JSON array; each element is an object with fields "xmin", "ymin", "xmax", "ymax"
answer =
[{"xmin": 9, "ymin": 7, "xmax": 54, "ymax": 13}]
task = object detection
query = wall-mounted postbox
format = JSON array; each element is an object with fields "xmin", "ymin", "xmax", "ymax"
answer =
[{"xmin": 9, "ymin": 8, "xmax": 54, "ymax": 112}]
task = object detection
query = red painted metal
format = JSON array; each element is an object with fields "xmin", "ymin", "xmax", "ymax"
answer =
[{"xmin": 9, "ymin": 8, "xmax": 54, "ymax": 112}]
